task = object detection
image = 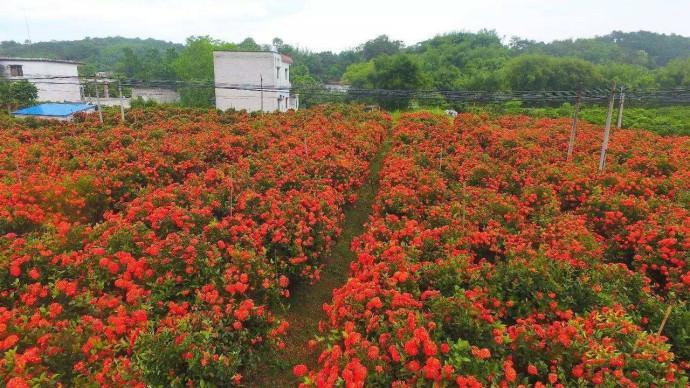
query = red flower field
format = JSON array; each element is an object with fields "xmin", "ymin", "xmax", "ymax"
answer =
[
  {"xmin": 2, "ymin": 107, "xmax": 689, "ymax": 387},
  {"xmin": 0, "ymin": 106, "xmax": 388, "ymax": 386},
  {"xmin": 303, "ymin": 112, "xmax": 689, "ymax": 387}
]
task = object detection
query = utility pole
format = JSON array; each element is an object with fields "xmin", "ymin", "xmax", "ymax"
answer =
[
  {"xmin": 118, "ymin": 80, "xmax": 125, "ymax": 123},
  {"xmin": 229, "ymin": 170, "xmax": 234, "ymax": 218},
  {"xmin": 566, "ymin": 85, "xmax": 582, "ymax": 161},
  {"xmin": 598, "ymin": 82, "xmax": 616, "ymax": 172},
  {"xmin": 94, "ymin": 75, "xmax": 103, "ymax": 124},
  {"xmin": 616, "ymin": 85, "xmax": 625, "ymax": 129},
  {"xmin": 260, "ymin": 74, "xmax": 264, "ymax": 114}
]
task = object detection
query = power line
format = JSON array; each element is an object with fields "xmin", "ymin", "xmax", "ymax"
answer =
[
  {"xmin": 4, "ymin": 76, "xmax": 690, "ymax": 104},
  {"xmin": 9, "ymin": 75, "xmax": 690, "ymax": 94},
  {"xmin": 7, "ymin": 75, "xmax": 690, "ymax": 95}
]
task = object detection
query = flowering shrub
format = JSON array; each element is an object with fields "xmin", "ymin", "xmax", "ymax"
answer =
[
  {"xmin": 306, "ymin": 113, "xmax": 689, "ymax": 386},
  {"xmin": 0, "ymin": 106, "xmax": 388, "ymax": 386}
]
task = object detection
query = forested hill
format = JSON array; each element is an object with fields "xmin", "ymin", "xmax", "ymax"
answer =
[
  {"xmin": 0, "ymin": 37, "xmax": 182, "ymax": 72},
  {"xmin": 509, "ymin": 31, "xmax": 690, "ymax": 68},
  {"xmin": 3, "ymin": 31, "xmax": 688, "ymax": 77},
  {"xmin": 2, "ymin": 31, "xmax": 688, "ymax": 107},
  {"xmin": 290, "ymin": 30, "xmax": 689, "ymax": 82}
]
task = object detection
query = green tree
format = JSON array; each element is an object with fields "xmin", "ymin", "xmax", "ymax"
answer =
[
  {"xmin": 601, "ymin": 31, "xmax": 690, "ymax": 67},
  {"xmin": 0, "ymin": 37, "xmax": 182, "ymax": 72},
  {"xmin": 342, "ymin": 62, "xmax": 375, "ymax": 88},
  {"xmin": 598, "ymin": 63, "xmax": 657, "ymax": 89},
  {"xmin": 0, "ymin": 78, "xmax": 38, "ymax": 113},
  {"xmin": 508, "ymin": 31, "xmax": 690, "ymax": 68},
  {"xmin": 343, "ymin": 54, "xmax": 429, "ymax": 109},
  {"xmin": 360, "ymin": 35, "xmax": 404, "ymax": 61},
  {"xmin": 503, "ymin": 55, "xmax": 604, "ymax": 90},
  {"xmin": 116, "ymin": 47, "xmax": 144, "ymax": 78},
  {"xmin": 370, "ymin": 54, "xmax": 427, "ymax": 89},
  {"xmin": 272, "ymin": 38, "xmax": 284, "ymax": 50},
  {"xmin": 413, "ymin": 30, "xmax": 509, "ymax": 91},
  {"xmin": 289, "ymin": 64, "xmax": 329, "ymax": 107},
  {"xmin": 503, "ymin": 55, "xmax": 556, "ymax": 90},
  {"xmin": 0, "ymin": 75, "xmax": 9, "ymax": 114},
  {"xmin": 12, "ymin": 81, "xmax": 38, "ymax": 106},
  {"xmin": 237, "ymin": 38, "xmax": 262, "ymax": 51},
  {"xmin": 656, "ymin": 58, "xmax": 690, "ymax": 88},
  {"xmin": 172, "ymin": 36, "xmax": 236, "ymax": 107}
]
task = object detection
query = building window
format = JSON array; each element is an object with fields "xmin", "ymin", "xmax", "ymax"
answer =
[
  {"xmin": 9, "ymin": 65, "xmax": 23, "ymax": 77},
  {"xmin": 285, "ymin": 68, "xmax": 289, "ymax": 80},
  {"xmin": 277, "ymin": 67, "xmax": 281, "ymax": 79}
]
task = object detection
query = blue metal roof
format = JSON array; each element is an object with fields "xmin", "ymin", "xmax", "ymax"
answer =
[{"xmin": 13, "ymin": 103, "xmax": 95, "ymax": 117}]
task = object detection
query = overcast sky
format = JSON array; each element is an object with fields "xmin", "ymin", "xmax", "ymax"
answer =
[{"xmin": 1, "ymin": 0, "xmax": 689, "ymax": 52}]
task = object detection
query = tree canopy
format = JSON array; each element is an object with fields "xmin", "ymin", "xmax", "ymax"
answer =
[
  {"xmin": 0, "ymin": 37, "xmax": 182, "ymax": 73},
  {"xmin": 2, "ymin": 30, "xmax": 689, "ymax": 109},
  {"xmin": 502, "ymin": 55, "xmax": 604, "ymax": 90},
  {"xmin": 0, "ymin": 77, "xmax": 38, "ymax": 113}
]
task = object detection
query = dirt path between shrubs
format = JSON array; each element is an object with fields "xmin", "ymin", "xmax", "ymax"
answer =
[{"xmin": 246, "ymin": 132, "xmax": 392, "ymax": 387}]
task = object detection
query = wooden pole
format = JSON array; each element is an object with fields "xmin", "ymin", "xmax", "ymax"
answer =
[
  {"xmin": 566, "ymin": 86, "xmax": 582, "ymax": 161},
  {"xmin": 15, "ymin": 159, "xmax": 22, "ymax": 184},
  {"xmin": 461, "ymin": 179, "xmax": 466, "ymax": 225},
  {"xmin": 657, "ymin": 304, "xmax": 673, "ymax": 336},
  {"xmin": 229, "ymin": 170, "xmax": 234, "ymax": 218},
  {"xmin": 598, "ymin": 82, "xmax": 616, "ymax": 172},
  {"xmin": 616, "ymin": 86, "xmax": 625, "ymax": 129},
  {"xmin": 94, "ymin": 76, "xmax": 103, "ymax": 124},
  {"xmin": 118, "ymin": 80, "xmax": 125, "ymax": 123}
]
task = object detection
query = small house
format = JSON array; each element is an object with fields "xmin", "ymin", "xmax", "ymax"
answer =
[
  {"xmin": 213, "ymin": 50, "xmax": 298, "ymax": 112},
  {"xmin": 0, "ymin": 57, "xmax": 83, "ymax": 102}
]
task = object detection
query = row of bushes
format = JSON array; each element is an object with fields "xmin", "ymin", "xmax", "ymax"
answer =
[{"xmin": 301, "ymin": 112, "xmax": 689, "ymax": 386}]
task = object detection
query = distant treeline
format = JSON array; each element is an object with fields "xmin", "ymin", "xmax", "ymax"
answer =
[{"xmin": 1, "ymin": 30, "xmax": 689, "ymax": 108}]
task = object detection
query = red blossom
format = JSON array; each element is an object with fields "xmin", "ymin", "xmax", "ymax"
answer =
[{"xmin": 293, "ymin": 364, "xmax": 308, "ymax": 377}]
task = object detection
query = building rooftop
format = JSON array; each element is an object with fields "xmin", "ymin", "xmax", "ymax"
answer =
[
  {"xmin": 0, "ymin": 57, "xmax": 84, "ymax": 65},
  {"xmin": 13, "ymin": 103, "xmax": 95, "ymax": 117},
  {"xmin": 281, "ymin": 54, "xmax": 293, "ymax": 64},
  {"xmin": 213, "ymin": 50, "xmax": 293, "ymax": 63}
]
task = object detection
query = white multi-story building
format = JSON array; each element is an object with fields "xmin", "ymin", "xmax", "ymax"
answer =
[
  {"xmin": 213, "ymin": 50, "xmax": 298, "ymax": 112},
  {"xmin": 0, "ymin": 57, "xmax": 82, "ymax": 102}
]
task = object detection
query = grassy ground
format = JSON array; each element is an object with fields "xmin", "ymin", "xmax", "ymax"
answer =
[
  {"xmin": 391, "ymin": 104, "xmax": 690, "ymax": 136},
  {"xmin": 245, "ymin": 131, "xmax": 392, "ymax": 387},
  {"xmin": 463, "ymin": 103, "xmax": 690, "ymax": 136},
  {"xmin": 390, "ymin": 107, "xmax": 449, "ymax": 122}
]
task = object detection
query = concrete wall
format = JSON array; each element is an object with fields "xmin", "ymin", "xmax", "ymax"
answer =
[
  {"xmin": 324, "ymin": 84, "xmax": 351, "ymax": 92},
  {"xmin": 0, "ymin": 59, "xmax": 81, "ymax": 102},
  {"xmin": 213, "ymin": 51, "xmax": 293, "ymax": 112},
  {"xmin": 83, "ymin": 96, "xmax": 131, "ymax": 108},
  {"xmin": 288, "ymin": 95, "xmax": 299, "ymax": 110},
  {"xmin": 14, "ymin": 115, "xmax": 72, "ymax": 122},
  {"xmin": 131, "ymin": 88, "xmax": 180, "ymax": 104},
  {"xmin": 215, "ymin": 89, "xmax": 293, "ymax": 112}
]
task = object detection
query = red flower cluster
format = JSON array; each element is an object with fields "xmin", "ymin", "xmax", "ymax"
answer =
[
  {"xmin": 0, "ymin": 106, "xmax": 388, "ymax": 386},
  {"xmin": 304, "ymin": 112, "xmax": 689, "ymax": 386}
]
